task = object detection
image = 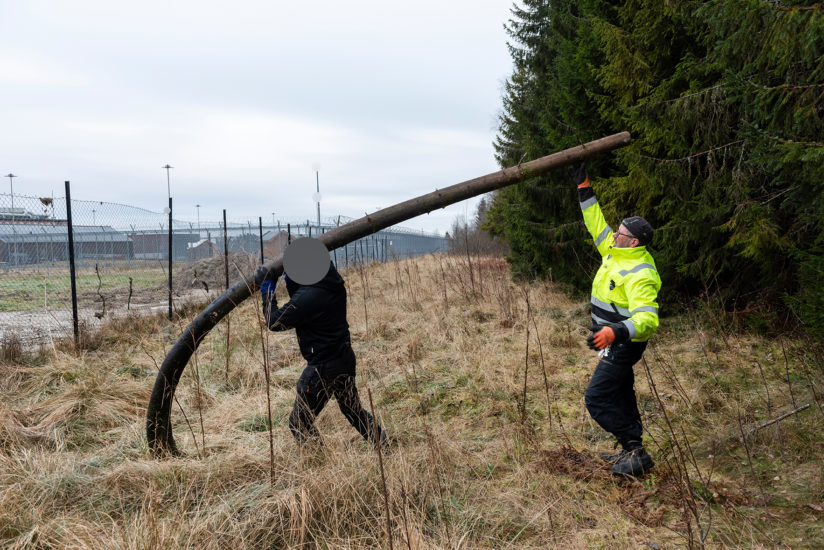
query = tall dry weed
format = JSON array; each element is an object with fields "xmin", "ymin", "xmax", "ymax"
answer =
[{"xmin": 0, "ymin": 253, "xmax": 821, "ymax": 548}]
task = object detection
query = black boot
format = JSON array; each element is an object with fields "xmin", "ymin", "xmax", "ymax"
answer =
[
  {"xmin": 597, "ymin": 442, "xmax": 628, "ymax": 463},
  {"xmin": 598, "ymin": 448, "xmax": 628, "ymax": 463},
  {"xmin": 611, "ymin": 447, "xmax": 654, "ymax": 477}
]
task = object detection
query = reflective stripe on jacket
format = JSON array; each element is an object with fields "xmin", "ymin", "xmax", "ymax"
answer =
[{"xmin": 579, "ymin": 186, "xmax": 661, "ymax": 342}]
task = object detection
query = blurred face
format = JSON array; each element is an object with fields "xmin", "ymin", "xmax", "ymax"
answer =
[{"xmin": 613, "ymin": 224, "xmax": 639, "ymax": 249}]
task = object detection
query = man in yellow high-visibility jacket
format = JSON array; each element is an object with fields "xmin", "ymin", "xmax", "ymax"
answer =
[{"xmin": 574, "ymin": 163, "xmax": 661, "ymax": 477}]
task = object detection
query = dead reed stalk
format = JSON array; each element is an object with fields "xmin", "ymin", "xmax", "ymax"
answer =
[
  {"xmin": 641, "ymin": 356, "xmax": 706, "ymax": 549},
  {"xmin": 736, "ymin": 405, "xmax": 776, "ymax": 546},
  {"xmin": 520, "ymin": 288, "xmax": 531, "ymax": 426},
  {"xmin": 356, "ymin": 248, "xmax": 370, "ymax": 335},
  {"xmin": 224, "ymin": 316, "xmax": 231, "ymax": 385},
  {"xmin": 257, "ymin": 290, "xmax": 277, "ymax": 485},
  {"xmin": 368, "ymin": 388, "xmax": 393, "ymax": 550},
  {"xmin": 191, "ymin": 343, "xmax": 206, "ymax": 455}
]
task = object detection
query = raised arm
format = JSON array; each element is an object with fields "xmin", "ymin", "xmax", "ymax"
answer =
[{"xmin": 574, "ymin": 163, "xmax": 614, "ymax": 257}]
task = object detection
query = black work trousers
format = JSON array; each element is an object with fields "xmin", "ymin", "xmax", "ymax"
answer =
[
  {"xmin": 289, "ymin": 344, "xmax": 384, "ymax": 446},
  {"xmin": 584, "ymin": 340, "xmax": 647, "ymax": 448}
]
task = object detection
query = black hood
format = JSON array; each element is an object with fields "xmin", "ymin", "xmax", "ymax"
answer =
[{"xmin": 285, "ymin": 261, "xmax": 343, "ymax": 297}]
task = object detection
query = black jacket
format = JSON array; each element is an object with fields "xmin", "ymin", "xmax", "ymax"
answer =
[{"xmin": 263, "ymin": 263, "xmax": 351, "ymax": 364}]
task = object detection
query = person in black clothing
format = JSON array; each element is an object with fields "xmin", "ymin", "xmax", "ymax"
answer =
[{"xmin": 260, "ymin": 261, "xmax": 385, "ymax": 447}]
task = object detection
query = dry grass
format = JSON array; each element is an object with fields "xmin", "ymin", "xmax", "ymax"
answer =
[{"xmin": 0, "ymin": 253, "xmax": 822, "ymax": 548}]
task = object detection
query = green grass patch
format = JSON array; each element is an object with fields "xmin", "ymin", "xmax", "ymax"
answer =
[{"xmin": 0, "ymin": 272, "xmax": 167, "ymax": 311}]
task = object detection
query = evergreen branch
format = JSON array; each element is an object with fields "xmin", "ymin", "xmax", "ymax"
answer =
[
  {"xmin": 772, "ymin": 2, "xmax": 823, "ymax": 12},
  {"xmin": 632, "ymin": 73, "xmax": 823, "ymax": 113},
  {"xmin": 631, "ymin": 77, "xmax": 823, "ymax": 115},
  {"xmin": 745, "ymin": 79, "xmax": 824, "ymax": 92},
  {"xmin": 760, "ymin": 131, "xmax": 824, "ymax": 148},
  {"xmin": 637, "ymin": 140, "xmax": 745, "ymax": 164},
  {"xmin": 654, "ymin": 85, "xmax": 723, "ymax": 106},
  {"xmin": 521, "ymin": 219, "xmax": 583, "ymax": 233},
  {"xmin": 625, "ymin": 85, "xmax": 724, "ymax": 111},
  {"xmin": 758, "ymin": 185, "xmax": 800, "ymax": 206}
]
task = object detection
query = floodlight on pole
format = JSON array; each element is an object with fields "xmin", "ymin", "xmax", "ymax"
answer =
[
  {"xmin": 196, "ymin": 204, "xmax": 201, "ymax": 232},
  {"xmin": 162, "ymin": 164, "xmax": 173, "ymax": 199}
]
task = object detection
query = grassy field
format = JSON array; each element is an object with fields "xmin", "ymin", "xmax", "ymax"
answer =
[
  {"xmin": 0, "ymin": 254, "xmax": 821, "ymax": 548},
  {"xmin": 0, "ymin": 266, "xmax": 168, "ymax": 311}
]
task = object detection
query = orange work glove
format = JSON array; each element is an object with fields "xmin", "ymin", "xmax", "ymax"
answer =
[{"xmin": 587, "ymin": 326, "xmax": 615, "ymax": 351}]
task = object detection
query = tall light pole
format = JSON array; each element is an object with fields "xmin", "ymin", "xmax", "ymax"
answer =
[
  {"xmin": 196, "ymin": 204, "xmax": 201, "ymax": 233},
  {"xmin": 4, "ymin": 173, "xmax": 16, "ymax": 219},
  {"xmin": 312, "ymin": 163, "xmax": 321, "ymax": 227},
  {"xmin": 162, "ymin": 164, "xmax": 173, "ymax": 199}
]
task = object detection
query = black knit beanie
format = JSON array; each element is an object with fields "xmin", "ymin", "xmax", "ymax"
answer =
[{"xmin": 621, "ymin": 216, "xmax": 654, "ymax": 246}]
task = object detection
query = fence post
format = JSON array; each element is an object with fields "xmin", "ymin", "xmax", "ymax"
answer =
[
  {"xmin": 258, "ymin": 216, "xmax": 264, "ymax": 264},
  {"xmin": 223, "ymin": 209, "xmax": 229, "ymax": 290},
  {"xmin": 168, "ymin": 197, "xmax": 173, "ymax": 320},
  {"xmin": 64, "ymin": 181, "xmax": 80, "ymax": 351}
]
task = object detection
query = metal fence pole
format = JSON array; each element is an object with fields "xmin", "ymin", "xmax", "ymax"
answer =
[
  {"xmin": 287, "ymin": 223, "xmax": 291, "ymax": 245},
  {"xmin": 168, "ymin": 196, "xmax": 173, "ymax": 320},
  {"xmin": 223, "ymin": 209, "xmax": 229, "ymax": 290},
  {"xmin": 258, "ymin": 216, "xmax": 264, "ymax": 264},
  {"xmin": 65, "ymin": 181, "xmax": 79, "ymax": 350}
]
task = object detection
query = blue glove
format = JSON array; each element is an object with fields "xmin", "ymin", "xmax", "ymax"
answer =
[{"xmin": 258, "ymin": 266, "xmax": 279, "ymax": 294}]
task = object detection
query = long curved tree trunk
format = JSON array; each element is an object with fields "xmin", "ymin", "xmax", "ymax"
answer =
[{"xmin": 146, "ymin": 132, "xmax": 631, "ymax": 456}]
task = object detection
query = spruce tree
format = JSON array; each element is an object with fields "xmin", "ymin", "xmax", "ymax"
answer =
[{"xmin": 492, "ymin": 0, "xmax": 824, "ymax": 335}]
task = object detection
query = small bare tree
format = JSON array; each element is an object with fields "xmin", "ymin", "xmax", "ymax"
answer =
[{"xmin": 446, "ymin": 195, "xmax": 509, "ymax": 257}]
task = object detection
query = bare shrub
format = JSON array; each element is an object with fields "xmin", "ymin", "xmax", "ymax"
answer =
[{"xmin": 0, "ymin": 331, "xmax": 23, "ymax": 364}]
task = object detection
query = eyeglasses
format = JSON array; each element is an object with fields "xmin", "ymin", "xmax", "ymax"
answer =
[{"xmin": 615, "ymin": 231, "xmax": 636, "ymax": 240}]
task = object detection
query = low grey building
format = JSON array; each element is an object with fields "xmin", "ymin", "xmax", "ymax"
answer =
[{"xmin": 0, "ymin": 223, "xmax": 134, "ymax": 265}]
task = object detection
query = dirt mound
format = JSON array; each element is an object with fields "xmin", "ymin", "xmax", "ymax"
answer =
[{"xmin": 172, "ymin": 253, "xmax": 258, "ymax": 293}]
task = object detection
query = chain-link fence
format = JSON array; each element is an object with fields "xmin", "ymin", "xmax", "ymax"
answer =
[{"xmin": 0, "ymin": 188, "xmax": 447, "ymax": 348}]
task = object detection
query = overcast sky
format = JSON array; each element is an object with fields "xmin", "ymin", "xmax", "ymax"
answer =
[{"xmin": 2, "ymin": 1, "xmax": 515, "ymax": 234}]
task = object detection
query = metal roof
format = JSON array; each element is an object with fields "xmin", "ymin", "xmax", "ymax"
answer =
[{"xmin": 0, "ymin": 224, "xmax": 132, "ymax": 244}]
